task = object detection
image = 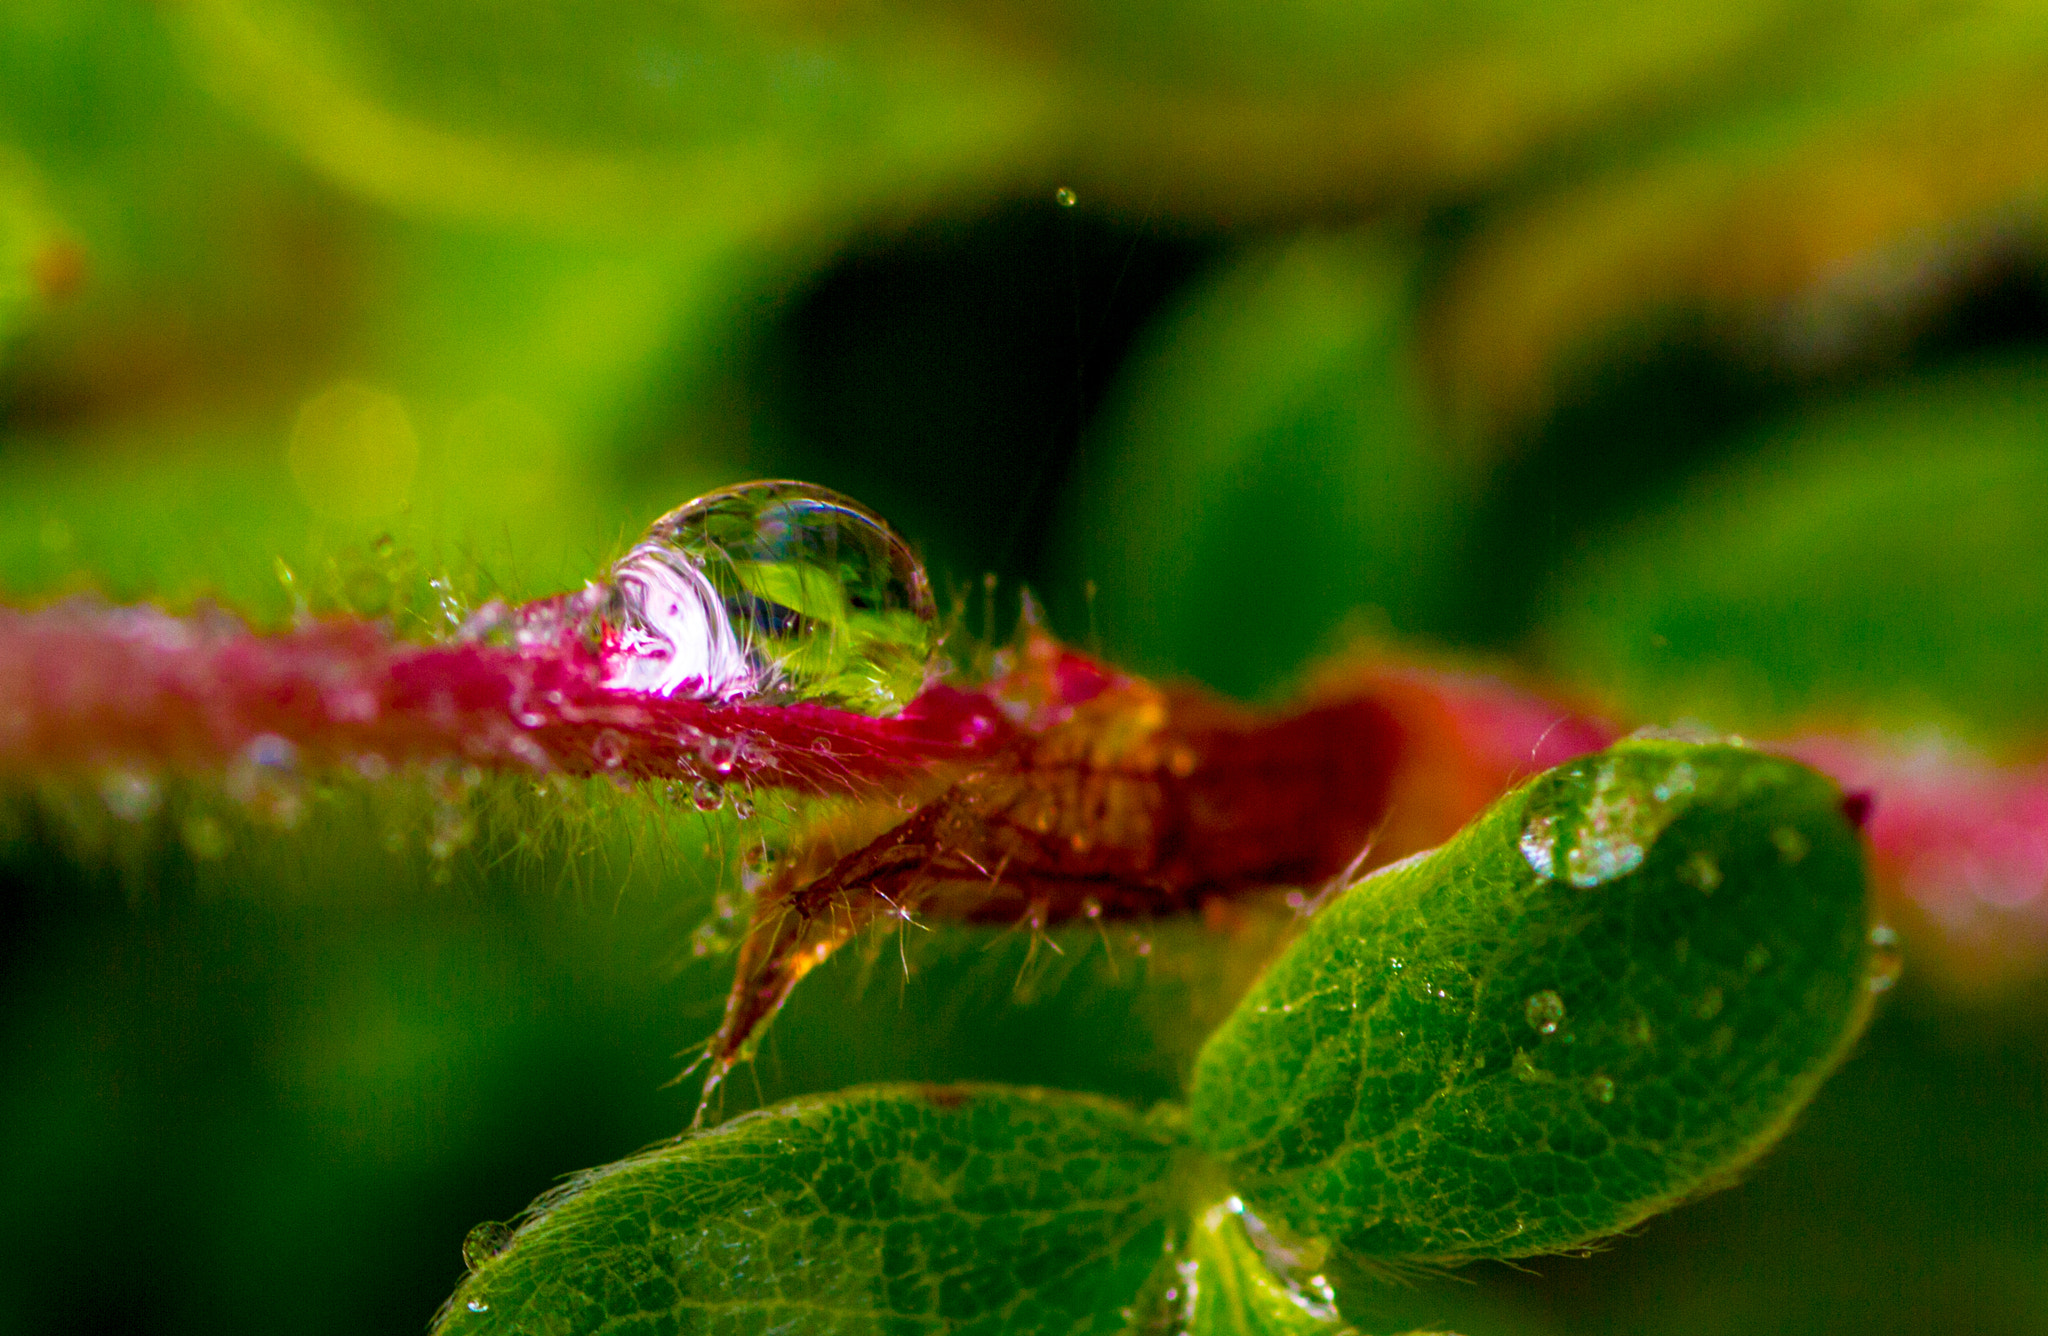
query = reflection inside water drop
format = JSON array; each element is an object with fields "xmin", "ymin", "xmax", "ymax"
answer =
[
  {"xmin": 1527, "ymin": 754, "xmax": 1702, "ymax": 889},
  {"xmin": 1519, "ymin": 812, "xmax": 1557, "ymax": 878},
  {"xmin": 592, "ymin": 481, "xmax": 939, "ymax": 715},
  {"xmin": 462, "ymin": 1219, "xmax": 515, "ymax": 1271}
]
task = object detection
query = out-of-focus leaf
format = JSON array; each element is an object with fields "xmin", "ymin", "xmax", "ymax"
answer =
[
  {"xmin": 0, "ymin": 222, "xmax": 741, "ymax": 612},
  {"xmin": 173, "ymin": 0, "xmax": 1050, "ymax": 238},
  {"xmin": 1538, "ymin": 359, "xmax": 2048, "ymax": 740},
  {"xmin": 1052, "ymin": 235, "xmax": 1462, "ymax": 697},
  {"xmin": 436, "ymin": 1083, "xmax": 1190, "ymax": 1335},
  {"xmin": 1426, "ymin": 1, "xmax": 2048, "ymax": 432},
  {"xmin": 0, "ymin": 147, "xmax": 74, "ymax": 353},
  {"xmin": 173, "ymin": 0, "xmax": 1866, "ymax": 230},
  {"xmin": 1024, "ymin": 0, "xmax": 1818, "ymax": 215},
  {"xmin": 0, "ymin": 1, "xmax": 367, "ymax": 421},
  {"xmin": 1189, "ymin": 740, "xmax": 1876, "ymax": 1262}
]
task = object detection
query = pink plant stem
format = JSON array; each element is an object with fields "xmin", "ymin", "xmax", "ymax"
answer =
[{"xmin": 0, "ymin": 602, "xmax": 1011, "ymax": 792}]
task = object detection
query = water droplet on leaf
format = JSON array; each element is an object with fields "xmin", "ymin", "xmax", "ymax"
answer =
[
  {"xmin": 1519, "ymin": 812, "xmax": 1557, "ymax": 879},
  {"xmin": 592, "ymin": 481, "xmax": 938, "ymax": 715},
  {"xmin": 465, "ymin": 1298, "xmax": 489, "ymax": 1313},
  {"xmin": 1677, "ymin": 849, "xmax": 1722, "ymax": 892},
  {"xmin": 692, "ymin": 779, "xmax": 724, "ymax": 813},
  {"xmin": 1589, "ymin": 1074, "xmax": 1617, "ymax": 1104},
  {"xmin": 463, "ymin": 1220, "xmax": 514, "ymax": 1271},
  {"xmin": 1866, "ymin": 923, "xmax": 1903, "ymax": 993},
  {"xmin": 1563, "ymin": 759, "xmax": 1650, "ymax": 887},
  {"xmin": 1054, "ymin": 186, "xmax": 1078, "ymax": 206},
  {"xmin": 1524, "ymin": 989, "xmax": 1567, "ymax": 1035}
]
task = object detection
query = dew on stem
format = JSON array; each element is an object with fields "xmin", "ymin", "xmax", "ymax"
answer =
[{"xmin": 590, "ymin": 481, "xmax": 940, "ymax": 715}]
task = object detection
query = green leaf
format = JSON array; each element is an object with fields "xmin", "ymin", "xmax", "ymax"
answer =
[
  {"xmin": 0, "ymin": 146, "xmax": 68, "ymax": 352},
  {"xmin": 1188, "ymin": 739, "xmax": 1876, "ymax": 1263},
  {"xmin": 174, "ymin": 0, "xmax": 1046, "ymax": 237},
  {"xmin": 1426, "ymin": 2, "xmax": 2048, "ymax": 431},
  {"xmin": 437, "ymin": 1083, "xmax": 1194, "ymax": 1335},
  {"xmin": 1049, "ymin": 234, "xmax": 1464, "ymax": 697},
  {"xmin": 1537, "ymin": 358, "xmax": 2048, "ymax": 739}
]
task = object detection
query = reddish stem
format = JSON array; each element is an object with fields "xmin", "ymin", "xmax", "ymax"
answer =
[{"xmin": 0, "ymin": 601, "xmax": 1010, "ymax": 791}]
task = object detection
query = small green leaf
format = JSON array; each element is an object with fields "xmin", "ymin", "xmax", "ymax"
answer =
[
  {"xmin": 1188, "ymin": 740, "xmax": 1876, "ymax": 1263},
  {"xmin": 437, "ymin": 1083, "xmax": 1193, "ymax": 1335}
]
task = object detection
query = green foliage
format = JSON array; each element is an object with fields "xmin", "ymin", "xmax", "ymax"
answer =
[
  {"xmin": 1540, "ymin": 359, "xmax": 2048, "ymax": 739},
  {"xmin": 9, "ymin": 0, "xmax": 2048, "ymax": 1332},
  {"xmin": 437, "ymin": 1084, "xmax": 1192, "ymax": 1335},
  {"xmin": 1189, "ymin": 741, "xmax": 1872, "ymax": 1262},
  {"xmin": 1052, "ymin": 234, "xmax": 1460, "ymax": 697},
  {"xmin": 434, "ymin": 743, "xmax": 1873, "ymax": 1331}
]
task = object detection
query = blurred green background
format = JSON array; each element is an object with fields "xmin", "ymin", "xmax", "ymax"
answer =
[{"xmin": 3, "ymin": 1, "xmax": 2047, "ymax": 1332}]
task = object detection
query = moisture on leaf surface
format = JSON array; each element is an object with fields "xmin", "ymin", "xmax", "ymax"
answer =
[
  {"xmin": 1188, "ymin": 739, "xmax": 1876, "ymax": 1263},
  {"xmin": 436, "ymin": 1083, "xmax": 1192, "ymax": 1336}
]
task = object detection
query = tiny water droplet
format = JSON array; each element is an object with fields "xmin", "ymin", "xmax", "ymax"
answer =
[
  {"xmin": 1519, "ymin": 812, "xmax": 1557, "ymax": 879},
  {"xmin": 1771, "ymin": 825, "xmax": 1810, "ymax": 864},
  {"xmin": 1054, "ymin": 185, "xmax": 1078, "ymax": 207},
  {"xmin": 227, "ymin": 733, "xmax": 305, "ymax": 828},
  {"xmin": 1694, "ymin": 986, "xmax": 1725, "ymax": 1020},
  {"xmin": 1677, "ymin": 850, "xmax": 1722, "ymax": 892},
  {"xmin": 1589, "ymin": 1074, "xmax": 1616, "ymax": 1104},
  {"xmin": 1652, "ymin": 761, "xmax": 1696, "ymax": 803},
  {"xmin": 731, "ymin": 796, "xmax": 755, "ymax": 821},
  {"xmin": 1524, "ymin": 989, "xmax": 1567, "ymax": 1035},
  {"xmin": 691, "ymin": 779, "xmax": 724, "ymax": 813},
  {"xmin": 589, "ymin": 481, "xmax": 938, "ymax": 715},
  {"xmin": 428, "ymin": 802, "xmax": 476, "ymax": 860},
  {"xmin": 590, "ymin": 729, "xmax": 628, "ymax": 770},
  {"xmin": 1866, "ymin": 923, "xmax": 1903, "ymax": 993},
  {"xmin": 466, "ymin": 1298, "xmax": 490, "ymax": 1314},
  {"xmin": 463, "ymin": 1220, "xmax": 515, "ymax": 1271},
  {"xmin": 99, "ymin": 768, "xmax": 162, "ymax": 822}
]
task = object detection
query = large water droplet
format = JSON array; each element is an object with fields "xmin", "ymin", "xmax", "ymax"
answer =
[
  {"xmin": 1533, "ymin": 754, "xmax": 1700, "ymax": 889},
  {"xmin": 1564, "ymin": 759, "xmax": 1650, "ymax": 887},
  {"xmin": 1866, "ymin": 923, "xmax": 1903, "ymax": 994},
  {"xmin": 462, "ymin": 1220, "xmax": 514, "ymax": 1271},
  {"xmin": 1524, "ymin": 989, "xmax": 1567, "ymax": 1035},
  {"xmin": 593, "ymin": 481, "xmax": 938, "ymax": 715}
]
